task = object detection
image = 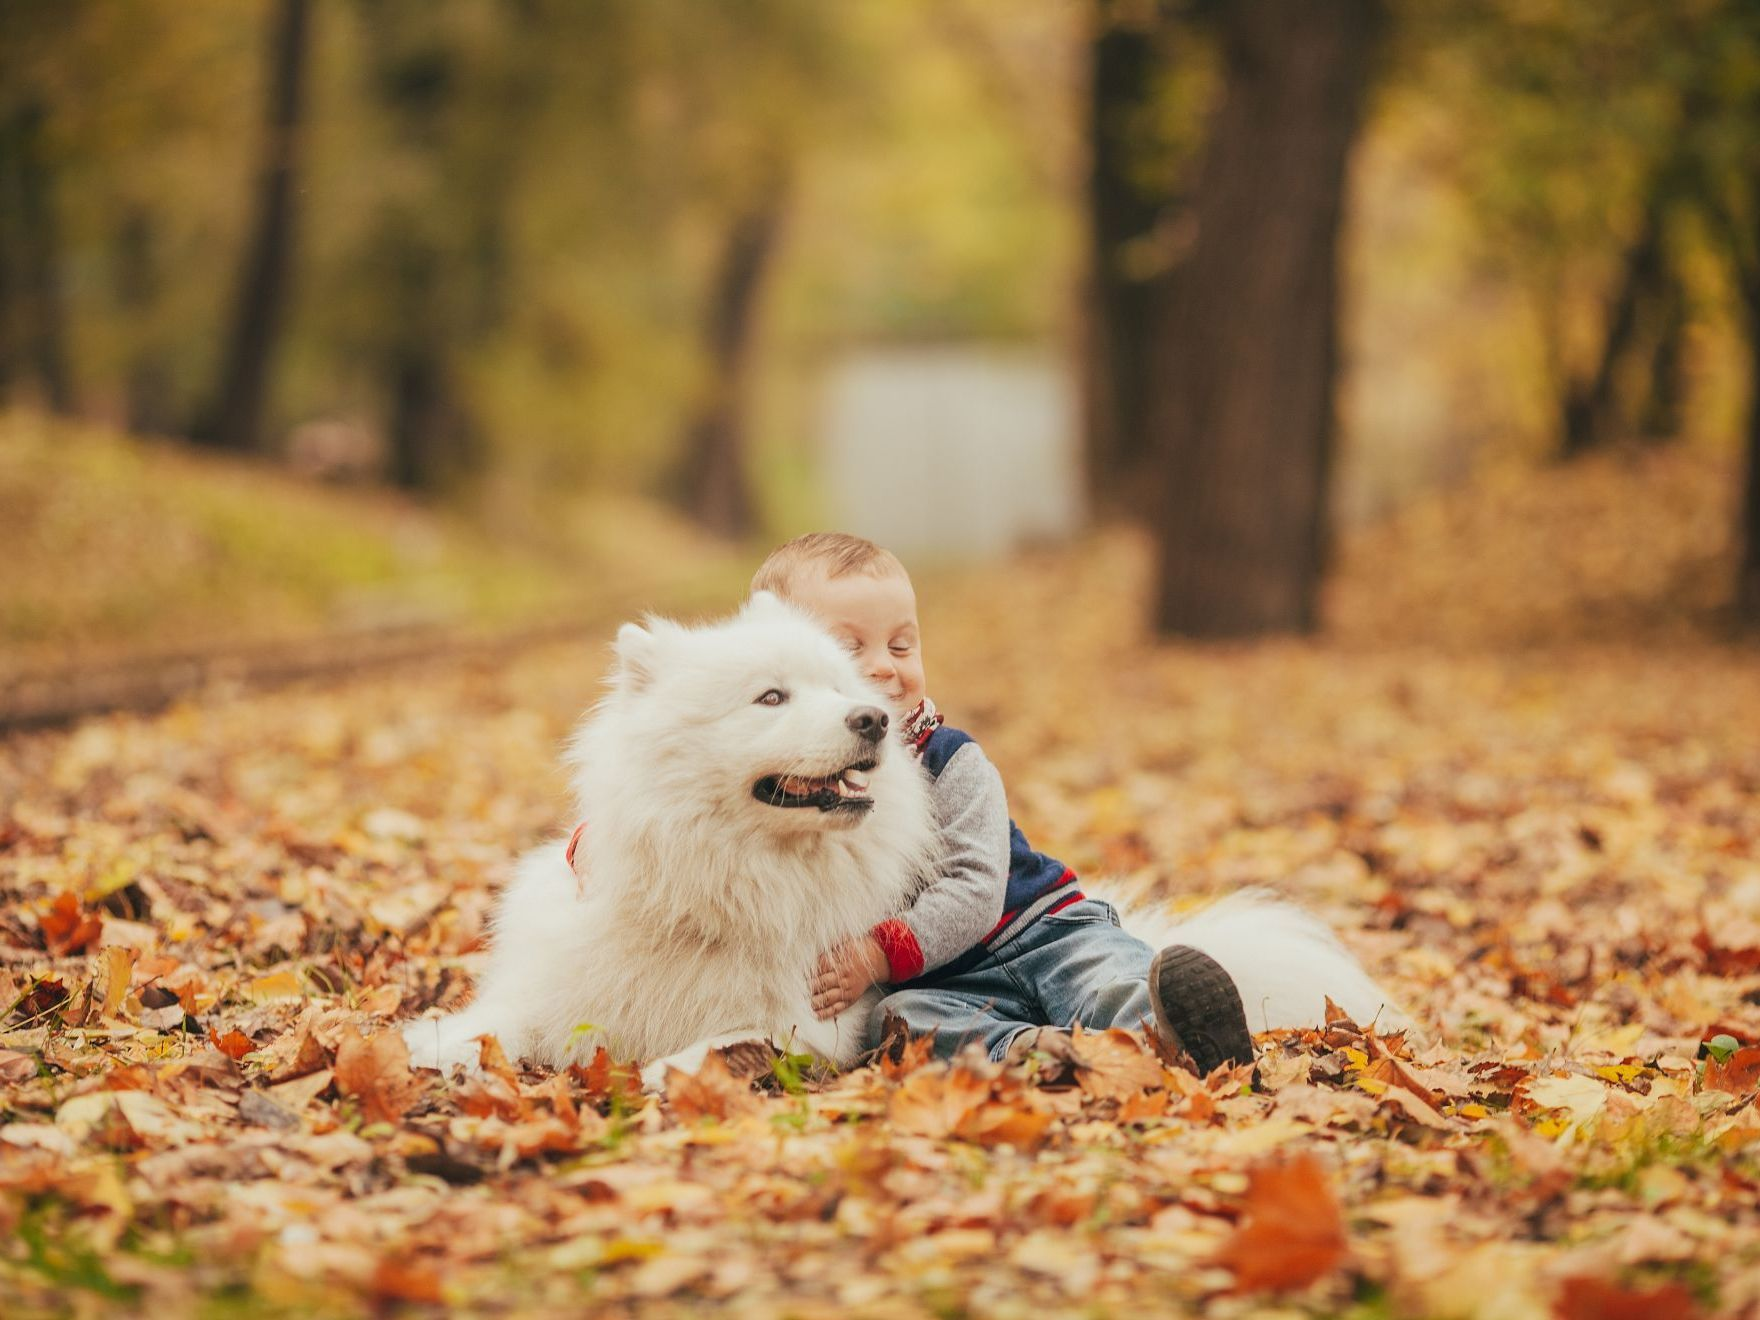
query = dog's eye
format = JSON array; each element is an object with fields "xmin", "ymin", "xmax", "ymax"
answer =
[{"xmin": 755, "ymin": 689, "xmax": 788, "ymax": 707}]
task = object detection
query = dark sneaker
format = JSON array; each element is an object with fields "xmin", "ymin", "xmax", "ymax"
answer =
[{"xmin": 1147, "ymin": 945, "xmax": 1256, "ymax": 1075}]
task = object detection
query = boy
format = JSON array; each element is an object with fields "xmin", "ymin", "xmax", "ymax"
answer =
[{"xmin": 755, "ymin": 532, "xmax": 1255, "ymax": 1074}]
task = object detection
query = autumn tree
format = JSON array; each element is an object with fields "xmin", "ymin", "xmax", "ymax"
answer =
[
  {"xmin": 1083, "ymin": 0, "xmax": 1175, "ymax": 511},
  {"xmin": 192, "ymin": 0, "xmax": 311, "ymax": 453},
  {"xmin": 0, "ymin": 2, "xmax": 79, "ymax": 414},
  {"xmin": 675, "ymin": 182, "xmax": 790, "ymax": 538},
  {"xmin": 1149, "ymin": 0, "xmax": 1382, "ymax": 637}
]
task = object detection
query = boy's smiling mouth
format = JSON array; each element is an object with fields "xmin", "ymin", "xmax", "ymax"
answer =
[{"xmin": 753, "ymin": 761, "xmax": 876, "ymax": 812}]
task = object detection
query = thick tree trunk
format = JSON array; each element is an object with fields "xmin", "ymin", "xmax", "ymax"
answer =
[
  {"xmin": 0, "ymin": 101, "xmax": 75, "ymax": 412},
  {"xmin": 1150, "ymin": 0, "xmax": 1381, "ymax": 637},
  {"xmin": 194, "ymin": 0, "xmax": 310, "ymax": 451},
  {"xmin": 1084, "ymin": 0, "xmax": 1174, "ymax": 513},
  {"xmin": 675, "ymin": 193, "xmax": 786, "ymax": 539}
]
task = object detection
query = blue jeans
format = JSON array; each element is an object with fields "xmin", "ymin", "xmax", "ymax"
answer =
[{"xmin": 871, "ymin": 899, "xmax": 1155, "ymax": 1061}]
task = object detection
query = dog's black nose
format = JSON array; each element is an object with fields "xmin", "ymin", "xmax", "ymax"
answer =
[{"xmin": 847, "ymin": 706, "xmax": 889, "ymax": 741}]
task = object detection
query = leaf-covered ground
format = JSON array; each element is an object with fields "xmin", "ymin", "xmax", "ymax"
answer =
[{"xmin": 3, "ymin": 449, "xmax": 1759, "ymax": 1317}]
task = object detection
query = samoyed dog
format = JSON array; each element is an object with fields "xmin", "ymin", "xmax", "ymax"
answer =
[
  {"xmin": 403, "ymin": 593, "xmax": 1404, "ymax": 1082},
  {"xmin": 403, "ymin": 592, "xmax": 935, "ymax": 1078}
]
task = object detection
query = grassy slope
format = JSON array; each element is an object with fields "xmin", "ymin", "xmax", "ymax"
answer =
[{"xmin": 0, "ymin": 411, "xmax": 745, "ymax": 674}]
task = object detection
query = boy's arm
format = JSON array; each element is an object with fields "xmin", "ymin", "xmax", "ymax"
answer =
[{"xmin": 870, "ymin": 741, "xmax": 1011, "ymax": 982}]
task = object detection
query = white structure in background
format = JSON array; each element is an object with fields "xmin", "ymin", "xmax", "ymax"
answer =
[{"xmin": 822, "ymin": 346, "xmax": 1084, "ymax": 561}]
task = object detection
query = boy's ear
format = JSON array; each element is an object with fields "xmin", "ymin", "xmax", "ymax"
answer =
[{"xmin": 612, "ymin": 621, "xmax": 662, "ymax": 691}]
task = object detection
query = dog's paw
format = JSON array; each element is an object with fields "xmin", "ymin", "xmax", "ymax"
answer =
[
  {"xmin": 640, "ymin": 1034, "xmax": 775, "ymax": 1091},
  {"xmin": 400, "ymin": 1018, "xmax": 482, "ymax": 1075}
]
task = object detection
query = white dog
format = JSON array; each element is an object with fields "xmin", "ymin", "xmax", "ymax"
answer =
[
  {"xmin": 403, "ymin": 593, "xmax": 934, "ymax": 1079},
  {"xmin": 403, "ymin": 593, "xmax": 1405, "ymax": 1083}
]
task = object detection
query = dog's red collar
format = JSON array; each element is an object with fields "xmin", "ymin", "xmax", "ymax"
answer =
[{"xmin": 565, "ymin": 821, "xmax": 587, "ymax": 870}]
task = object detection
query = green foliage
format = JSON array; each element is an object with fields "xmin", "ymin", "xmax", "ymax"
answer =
[{"xmin": 3, "ymin": 0, "xmax": 1075, "ymax": 523}]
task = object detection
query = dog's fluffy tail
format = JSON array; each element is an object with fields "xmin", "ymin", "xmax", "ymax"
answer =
[{"xmin": 1098, "ymin": 885, "xmax": 1411, "ymax": 1036}]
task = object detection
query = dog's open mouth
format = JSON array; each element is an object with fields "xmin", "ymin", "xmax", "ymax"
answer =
[{"xmin": 753, "ymin": 760, "xmax": 876, "ymax": 813}]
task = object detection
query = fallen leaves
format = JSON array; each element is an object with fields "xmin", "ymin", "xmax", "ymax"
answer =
[
  {"xmin": 38, "ymin": 891, "xmax": 102, "ymax": 956},
  {"xmin": 4, "ymin": 506, "xmax": 1760, "ymax": 1314},
  {"xmin": 1213, "ymin": 1152, "xmax": 1349, "ymax": 1294},
  {"xmin": 333, "ymin": 1026, "xmax": 424, "ymax": 1125}
]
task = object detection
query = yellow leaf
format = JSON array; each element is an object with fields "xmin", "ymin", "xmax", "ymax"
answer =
[{"xmin": 246, "ymin": 969, "xmax": 305, "ymax": 1003}]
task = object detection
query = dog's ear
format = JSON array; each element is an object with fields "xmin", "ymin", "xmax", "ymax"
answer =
[
  {"xmin": 745, "ymin": 590, "xmax": 788, "ymax": 617},
  {"xmin": 612, "ymin": 621, "xmax": 661, "ymax": 691}
]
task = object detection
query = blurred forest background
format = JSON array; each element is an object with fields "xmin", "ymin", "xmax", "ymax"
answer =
[{"xmin": 3, "ymin": 0, "xmax": 1760, "ymax": 675}]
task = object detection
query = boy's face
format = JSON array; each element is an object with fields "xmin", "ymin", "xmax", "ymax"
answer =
[{"xmin": 784, "ymin": 567, "xmax": 926, "ymax": 717}]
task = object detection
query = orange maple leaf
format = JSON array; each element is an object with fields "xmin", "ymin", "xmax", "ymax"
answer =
[
  {"xmin": 1213, "ymin": 1152, "xmax": 1349, "ymax": 1294},
  {"xmin": 333, "ymin": 1026, "xmax": 424, "ymax": 1125},
  {"xmin": 1553, "ymin": 1276, "xmax": 1702, "ymax": 1320},
  {"xmin": 1704, "ymin": 1045, "xmax": 1760, "ymax": 1096},
  {"xmin": 887, "ymin": 1065, "xmax": 992, "ymax": 1139},
  {"xmin": 209, "ymin": 1028, "xmax": 254, "ymax": 1062},
  {"xmin": 40, "ymin": 892, "xmax": 103, "ymax": 957}
]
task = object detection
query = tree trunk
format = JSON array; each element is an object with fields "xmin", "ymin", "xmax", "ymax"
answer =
[
  {"xmin": 1150, "ymin": 0, "xmax": 1381, "ymax": 638},
  {"xmin": 1084, "ymin": 0, "xmax": 1174, "ymax": 513},
  {"xmin": 1561, "ymin": 191, "xmax": 1666, "ymax": 459},
  {"xmin": 0, "ymin": 100, "xmax": 75, "ymax": 412},
  {"xmin": 382, "ymin": 238, "xmax": 478, "ymax": 494},
  {"xmin": 193, "ymin": 0, "xmax": 311, "ymax": 451},
  {"xmin": 675, "ymin": 192, "xmax": 787, "ymax": 539},
  {"xmin": 116, "ymin": 207, "xmax": 176, "ymax": 436},
  {"xmin": 1637, "ymin": 269, "xmax": 1687, "ymax": 443}
]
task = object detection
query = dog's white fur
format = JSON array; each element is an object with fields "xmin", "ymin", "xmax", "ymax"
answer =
[
  {"xmin": 402, "ymin": 592, "xmax": 933, "ymax": 1079},
  {"xmin": 403, "ymin": 594, "xmax": 1407, "ymax": 1083},
  {"xmin": 1099, "ymin": 884, "xmax": 1411, "ymax": 1035}
]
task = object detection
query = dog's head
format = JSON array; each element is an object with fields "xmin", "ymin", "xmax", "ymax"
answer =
[{"xmin": 574, "ymin": 592, "xmax": 916, "ymax": 836}]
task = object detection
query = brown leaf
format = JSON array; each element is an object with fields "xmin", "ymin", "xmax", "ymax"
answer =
[
  {"xmin": 1213, "ymin": 1152, "xmax": 1349, "ymax": 1293},
  {"xmin": 455, "ymin": 1073, "xmax": 526, "ymax": 1122},
  {"xmin": 1070, "ymin": 1027, "xmax": 1168, "ymax": 1101},
  {"xmin": 333, "ymin": 1027, "xmax": 423, "ymax": 1125},
  {"xmin": 1552, "ymin": 1276, "xmax": 1702, "ymax": 1320},
  {"xmin": 40, "ymin": 892, "xmax": 103, "ymax": 957},
  {"xmin": 1693, "ymin": 929, "xmax": 1760, "ymax": 977},
  {"xmin": 266, "ymin": 1068, "xmax": 334, "ymax": 1111},
  {"xmin": 569, "ymin": 1046, "xmax": 640, "ymax": 1103},
  {"xmin": 664, "ymin": 1050, "xmax": 762, "ymax": 1121},
  {"xmin": 12, "ymin": 976, "xmax": 69, "ymax": 1025}
]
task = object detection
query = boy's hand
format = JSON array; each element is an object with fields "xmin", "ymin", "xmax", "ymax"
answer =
[{"xmin": 811, "ymin": 935, "xmax": 889, "ymax": 1020}]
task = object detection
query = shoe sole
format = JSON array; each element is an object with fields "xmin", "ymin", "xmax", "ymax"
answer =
[{"xmin": 1148, "ymin": 944, "xmax": 1256, "ymax": 1075}]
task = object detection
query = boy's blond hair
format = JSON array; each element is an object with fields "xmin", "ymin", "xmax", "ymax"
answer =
[{"xmin": 751, "ymin": 531, "xmax": 907, "ymax": 599}]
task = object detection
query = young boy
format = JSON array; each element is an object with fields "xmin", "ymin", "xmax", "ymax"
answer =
[{"xmin": 754, "ymin": 532, "xmax": 1256, "ymax": 1074}]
